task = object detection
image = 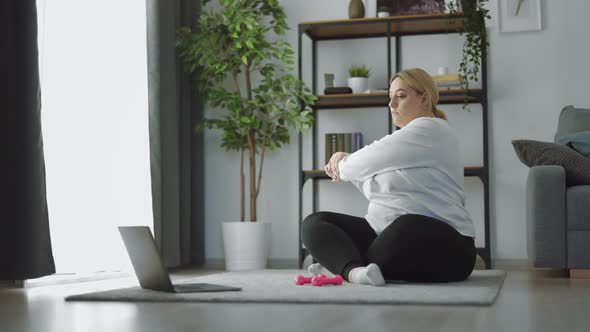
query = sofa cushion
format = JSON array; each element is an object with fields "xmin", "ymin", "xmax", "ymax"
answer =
[
  {"xmin": 512, "ymin": 139, "xmax": 590, "ymax": 186},
  {"xmin": 558, "ymin": 131, "xmax": 590, "ymax": 158},
  {"xmin": 567, "ymin": 186, "xmax": 590, "ymax": 230}
]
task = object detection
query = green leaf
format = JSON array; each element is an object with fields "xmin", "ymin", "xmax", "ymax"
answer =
[{"xmin": 176, "ymin": 0, "xmax": 316, "ymax": 164}]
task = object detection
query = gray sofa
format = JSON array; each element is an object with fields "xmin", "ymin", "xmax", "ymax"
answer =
[{"xmin": 527, "ymin": 105, "xmax": 590, "ymax": 276}]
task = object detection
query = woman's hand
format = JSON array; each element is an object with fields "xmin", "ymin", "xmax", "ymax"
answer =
[{"xmin": 324, "ymin": 152, "xmax": 349, "ymax": 182}]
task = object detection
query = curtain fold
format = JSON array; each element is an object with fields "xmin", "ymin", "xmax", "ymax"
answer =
[
  {"xmin": 146, "ymin": 0, "xmax": 204, "ymax": 268},
  {"xmin": 0, "ymin": 0, "xmax": 56, "ymax": 279}
]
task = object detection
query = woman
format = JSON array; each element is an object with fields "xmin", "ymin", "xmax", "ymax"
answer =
[{"xmin": 301, "ymin": 68, "xmax": 476, "ymax": 286}]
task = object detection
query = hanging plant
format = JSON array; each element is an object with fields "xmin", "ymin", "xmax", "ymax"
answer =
[{"xmin": 447, "ymin": 0, "xmax": 491, "ymax": 108}]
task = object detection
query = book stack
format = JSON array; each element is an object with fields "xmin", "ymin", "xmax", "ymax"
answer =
[
  {"xmin": 324, "ymin": 87, "xmax": 353, "ymax": 94},
  {"xmin": 325, "ymin": 132, "xmax": 363, "ymax": 164},
  {"xmin": 431, "ymin": 74, "xmax": 465, "ymax": 91}
]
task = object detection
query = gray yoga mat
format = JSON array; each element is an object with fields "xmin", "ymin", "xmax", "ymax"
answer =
[{"xmin": 65, "ymin": 269, "xmax": 506, "ymax": 305}]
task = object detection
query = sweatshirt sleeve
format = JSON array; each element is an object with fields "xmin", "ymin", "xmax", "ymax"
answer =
[{"xmin": 338, "ymin": 119, "xmax": 436, "ymax": 182}]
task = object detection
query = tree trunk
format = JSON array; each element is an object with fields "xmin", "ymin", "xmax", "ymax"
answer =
[
  {"xmin": 240, "ymin": 147, "xmax": 245, "ymax": 222},
  {"xmin": 244, "ymin": 64, "xmax": 256, "ymax": 222},
  {"xmin": 247, "ymin": 129, "xmax": 256, "ymax": 221},
  {"xmin": 256, "ymin": 144, "xmax": 266, "ymax": 199}
]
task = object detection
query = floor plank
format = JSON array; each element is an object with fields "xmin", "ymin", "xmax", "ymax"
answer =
[
  {"xmin": 1, "ymin": 268, "xmax": 590, "ymax": 332},
  {"xmin": 570, "ymin": 269, "xmax": 590, "ymax": 279}
]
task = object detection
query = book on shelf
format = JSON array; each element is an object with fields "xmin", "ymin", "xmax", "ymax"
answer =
[
  {"xmin": 432, "ymin": 74, "xmax": 464, "ymax": 82},
  {"xmin": 432, "ymin": 74, "xmax": 465, "ymax": 91},
  {"xmin": 324, "ymin": 132, "xmax": 364, "ymax": 164},
  {"xmin": 365, "ymin": 89, "xmax": 389, "ymax": 94},
  {"xmin": 337, "ymin": 133, "xmax": 344, "ymax": 152},
  {"xmin": 324, "ymin": 87, "xmax": 353, "ymax": 95}
]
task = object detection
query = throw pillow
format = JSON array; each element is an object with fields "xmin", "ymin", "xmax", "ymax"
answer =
[
  {"xmin": 557, "ymin": 131, "xmax": 590, "ymax": 158},
  {"xmin": 512, "ymin": 139, "xmax": 590, "ymax": 186}
]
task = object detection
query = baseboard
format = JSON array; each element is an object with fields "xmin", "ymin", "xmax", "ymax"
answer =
[
  {"xmin": 204, "ymin": 258, "xmax": 532, "ymax": 272},
  {"xmin": 0, "ymin": 280, "xmax": 24, "ymax": 288},
  {"xmin": 492, "ymin": 259, "xmax": 532, "ymax": 271},
  {"xmin": 205, "ymin": 258, "xmax": 299, "ymax": 270},
  {"xmin": 22, "ymin": 271, "xmax": 131, "ymax": 288}
]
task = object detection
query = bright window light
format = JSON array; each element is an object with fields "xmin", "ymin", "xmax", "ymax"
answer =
[{"xmin": 37, "ymin": 0, "xmax": 152, "ymax": 273}]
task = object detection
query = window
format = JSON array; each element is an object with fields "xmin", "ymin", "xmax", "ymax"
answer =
[{"xmin": 37, "ymin": 0, "xmax": 152, "ymax": 273}]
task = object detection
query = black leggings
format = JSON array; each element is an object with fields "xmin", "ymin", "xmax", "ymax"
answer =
[{"xmin": 301, "ymin": 211, "xmax": 476, "ymax": 283}]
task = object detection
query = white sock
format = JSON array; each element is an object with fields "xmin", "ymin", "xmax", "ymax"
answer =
[
  {"xmin": 308, "ymin": 263, "xmax": 332, "ymax": 277},
  {"xmin": 348, "ymin": 263, "xmax": 385, "ymax": 286}
]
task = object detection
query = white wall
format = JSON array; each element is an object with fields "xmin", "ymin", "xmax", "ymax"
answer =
[{"xmin": 203, "ymin": 0, "xmax": 590, "ymax": 263}]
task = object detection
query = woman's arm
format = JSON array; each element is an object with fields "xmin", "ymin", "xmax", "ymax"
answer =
[{"xmin": 337, "ymin": 123, "xmax": 435, "ymax": 182}]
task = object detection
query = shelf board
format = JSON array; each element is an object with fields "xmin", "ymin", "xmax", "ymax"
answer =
[
  {"xmin": 303, "ymin": 167, "xmax": 483, "ymax": 184},
  {"xmin": 299, "ymin": 13, "xmax": 465, "ymax": 40},
  {"xmin": 314, "ymin": 89, "xmax": 482, "ymax": 109},
  {"xmin": 439, "ymin": 89, "xmax": 483, "ymax": 104},
  {"xmin": 315, "ymin": 93, "xmax": 389, "ymax": 109}
]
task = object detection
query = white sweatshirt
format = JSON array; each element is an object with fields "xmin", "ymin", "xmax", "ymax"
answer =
[{"xmin": 338, "ymin": 116, "xmax": 475, "ymax": 237}]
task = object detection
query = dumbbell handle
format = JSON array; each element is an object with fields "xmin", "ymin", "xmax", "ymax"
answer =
[
  {"xmin": 294, "ymin": 274, "xmax": 326, "ymax": 285},
  {"xmin": 312, "ymin": 274, "xmax": 343, "ymax": 286}
]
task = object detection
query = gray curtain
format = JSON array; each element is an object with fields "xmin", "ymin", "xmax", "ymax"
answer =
[
  {"xmin": 146, "ymin": 0, "xmax": 205, "ymax": 267},
  {"xmin": 0, "ymin": 0, "xmax": 56, "ymax": 279}
]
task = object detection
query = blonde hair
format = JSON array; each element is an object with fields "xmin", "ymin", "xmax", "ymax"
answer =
[{"xmin": 390, "ymin": 68, "xmax": 447, "ymax": 120}]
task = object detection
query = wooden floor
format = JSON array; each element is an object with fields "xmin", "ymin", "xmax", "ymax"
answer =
[{"xmin": 1, "ymin": 268, "xmax": 590, "ymax": 332}]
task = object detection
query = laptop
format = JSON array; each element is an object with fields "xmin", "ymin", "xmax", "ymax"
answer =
[{"xmin": 118, "ymin": 226, "xmax": 241, "ymax": 293}]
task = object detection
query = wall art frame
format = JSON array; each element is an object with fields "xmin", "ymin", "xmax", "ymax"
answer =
[{"xmin": 498, "ymin": 0, "xmax": 542, "ymax": 33}]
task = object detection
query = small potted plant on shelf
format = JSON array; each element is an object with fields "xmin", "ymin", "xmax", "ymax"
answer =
[
  {"xmin": 347, "ymin": 64, "xmax": 371, "ymax": 94},
  {"xmin": 377, "ymin": 6, "xmax": 390, "ymax": 18},
  {"xmin": 176, "ymin": 0, "xmax": 316, "ymax": 271},
  {"xmin": 447, "ymin": 0, "xmax": 490, "ymax": 108}
]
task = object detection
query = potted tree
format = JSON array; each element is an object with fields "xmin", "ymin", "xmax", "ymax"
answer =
[
  {"xmin": 176, "ymin": 0, "xmax": 316, "ymax": 271},
  {"xmin": 347, "ymin": 64, "xmax": 371, "ymax": 94}
]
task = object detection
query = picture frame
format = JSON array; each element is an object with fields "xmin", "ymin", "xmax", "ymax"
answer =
[
  {"xmin": 376, "ymin": 0, "xmax": 445, "ymax": 16},
  {"xmin": 498, "ymin": 0, "xmax": 542, "ymax": 33}
]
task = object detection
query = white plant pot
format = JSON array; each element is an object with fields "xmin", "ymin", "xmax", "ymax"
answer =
[
  {"xmin": 377, "ymin": 11, "xmax": 389, "ymax": 18},
  {"xmin": 347, "ymin": 77, "xmax": 369, "ymax": 94},
  {"xmin": 222, "ymin": 221, "xmax": 271, "ymax": 271}
]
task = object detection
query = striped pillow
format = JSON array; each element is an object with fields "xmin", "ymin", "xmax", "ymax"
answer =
[{"xmin": 512, "ymin": 139, "xmax": 590, "ymax": 186}]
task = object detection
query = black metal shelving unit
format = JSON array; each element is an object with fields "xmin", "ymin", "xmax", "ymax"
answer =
[{"xmin": 297, "ymin": 13, "xmax": 491, "ymax": 269}]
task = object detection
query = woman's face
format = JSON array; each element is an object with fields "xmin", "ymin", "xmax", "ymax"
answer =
[{"xmin": 388, "ymin": 77, "xmax": 431, "ymax": 128}]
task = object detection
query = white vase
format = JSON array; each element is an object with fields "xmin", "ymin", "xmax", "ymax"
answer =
[
  {"xmin": 222, "ymin": 221, "xmax": 271, "ymax": 271},
  {"xmin": 347, "ymin": 77, "xmax": 369, "ymax": 94},
  {"xmin": 377, "ymin": 11, "xmax": 389, "ymax": 18}
]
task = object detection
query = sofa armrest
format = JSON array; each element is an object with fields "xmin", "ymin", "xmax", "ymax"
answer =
[{"xmin": 526, "ymin": 165, "xmax": 567, "ymax": 268}]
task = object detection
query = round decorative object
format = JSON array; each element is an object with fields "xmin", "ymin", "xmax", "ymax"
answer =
[{"xmin": 348, "ymin": 0, "xmax": 365, "ymax": 19}]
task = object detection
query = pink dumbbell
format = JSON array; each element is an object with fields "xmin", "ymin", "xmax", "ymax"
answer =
[
  {"xmin": 294, "ymin": 274, "xmax": 326, "ymax": 285},
  {"xmin": 311, "ymin": 274, "xmax": 343, "ymax": 286}
]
